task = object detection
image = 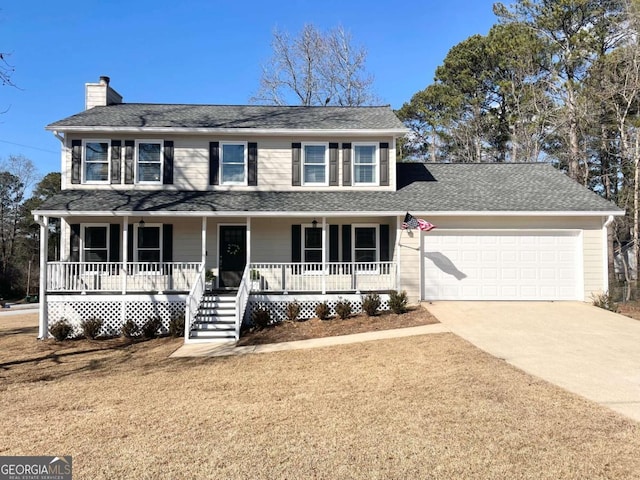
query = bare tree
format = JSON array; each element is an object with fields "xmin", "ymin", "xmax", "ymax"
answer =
[
  {"xmin": 252, "ymin": 24, "xmax": 378, "ymax": 106},
  {"xmin": 0, "ymin": 52, "xmax": 15, "ymax": 87}
]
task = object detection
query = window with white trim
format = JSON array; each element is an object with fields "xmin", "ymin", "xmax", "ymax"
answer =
[
  {"xmin": 82, "ymin": 225, "xmax": 109, "ymax": 262},
  {"xmin": 353, "ymin": 144, "xmax": 378, "ymax": 185},
  {"xmin": 302, "ymin": 143, "xmax": 328, "ymax": 185},
  {"xmin": 136, "ymin": 141, "xmax": 163, "ymax": 183},
  {"xmin": 221, "ymin": 142, "xmax": 247, "ymax": 184},
  {"xmin": 83, "ymin": 140, "xmax": 110, "ymax": 183},
  {"xmin": 302, "ymin": 225, "xmax": 323, "ymax": 263},
  {"xmin": 135, "ymin": 224, "xmax": 162, "ymax": 262},
  {"xmin": 353, "ymin": 225, "xmax": 378, "ymax": 263}
]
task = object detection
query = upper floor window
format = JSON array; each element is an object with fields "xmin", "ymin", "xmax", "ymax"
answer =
[
  {"xmin": 353, "ymin": 144, "xmax": 378, "ymax": 185},
  {"xmin": 136, "ymin": 141, "xmax": 163, "ymax": 183},
  {"xmin": 221, "ymin": 142, "xmax": 247, "ymax": 185},
  {"xmin": 303, "ymin": 143, "xmax": 328, "ymax": 186},
  {"xmin": 83, "ymin": 141, "xmax": 109, "ymax": 183}
]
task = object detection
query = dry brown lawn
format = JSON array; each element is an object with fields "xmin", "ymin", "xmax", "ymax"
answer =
[{"xmin": 2, "ymin": 312, "xmax": 640, "ymax": 479}]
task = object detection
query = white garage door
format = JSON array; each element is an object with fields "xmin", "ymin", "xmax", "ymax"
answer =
[{"xmin": 422, "ymin": 230, "xmax": 580, "ymax": 300}]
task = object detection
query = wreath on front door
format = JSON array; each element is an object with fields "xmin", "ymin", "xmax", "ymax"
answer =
[{"xmin": 226, "ymin": 243, "xmax": 241, "ymax": 256}]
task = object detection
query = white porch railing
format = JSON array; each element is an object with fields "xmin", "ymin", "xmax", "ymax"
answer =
[
  {"xmin": 46, "ymin": 262, "xmax": 202, "ymax": 293},
  {"xmin": 185, "ymin": 263, "xmax": 206, "ymax": 340},
  {"xmin": 248, "ymin": 262, "xmax": 397, "ymax": 293}
]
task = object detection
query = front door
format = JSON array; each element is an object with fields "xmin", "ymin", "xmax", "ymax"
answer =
[{"xmin": 219, "ymin": 225, "xmax": 247, "ymax": 288}]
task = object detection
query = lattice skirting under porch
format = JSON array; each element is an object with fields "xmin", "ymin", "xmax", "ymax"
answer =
[
  {"xmin": 245, "ymin": 293, "xmax": 390, "ymax": 325},
  {"xmin": 47, "ymin": 294, "xmax": 187, "ymax": 338}
]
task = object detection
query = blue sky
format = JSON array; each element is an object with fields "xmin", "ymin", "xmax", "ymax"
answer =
[{"xmin": 0, "ymin": 0, "xmax": 499, "ymax": 178}]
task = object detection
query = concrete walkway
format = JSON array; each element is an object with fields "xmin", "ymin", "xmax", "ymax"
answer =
[
  {"xmin": 170, "ymin": 323, "xmax": 449, "ymax": 358},
  {"xmin": 426, "ymin": 301, "xmax": 640, "ymax": 423}
]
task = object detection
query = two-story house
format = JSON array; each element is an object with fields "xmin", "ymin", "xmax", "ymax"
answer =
[{"xmin": 34, "ymin": 76, "xmax": 623, "ymax": 343}]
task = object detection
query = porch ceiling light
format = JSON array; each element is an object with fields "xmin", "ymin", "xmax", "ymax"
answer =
[
  {"xmin": 139, "ymin": 218, "xmax": 145, "ymax": 229},
  {"xmin": 312, "ymin": 219, "xmax": 318, "ymax": 229}
]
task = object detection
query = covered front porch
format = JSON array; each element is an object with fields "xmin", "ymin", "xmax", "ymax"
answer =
[{"xmin": 36, "ymin": 213, "xmax": 405, "ymax": 341}]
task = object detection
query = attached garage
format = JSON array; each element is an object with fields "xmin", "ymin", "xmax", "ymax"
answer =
[{"xmin": 422, "ymin": 230, "xmax": 581, "ymax": 301}]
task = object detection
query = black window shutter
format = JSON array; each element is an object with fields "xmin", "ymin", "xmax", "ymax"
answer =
[
  {"xmin": 127, "ymin": 224, "xmax": 134, "ymax": 261},
  {"xmin": 380, "ymin": 224, "xmax": 390, "ymax": 262},
  {"xmin": 341, "ymin": 225, "xmax": 351, "ymax": 262},
  {"xmin": 71, "ymin": 140, "xmax": 82, "ymax": 184},
  {"xmin": 70, "ymin": 224, "xmax": 80, "ymax": 262},
  {"xmin": 329, "ymin": 225, "xmax": 339, "ymax": 262},
  {"xmin": 124, "ymin": 140, "xmax": 135, "ymax": 184},
  {"xmin": 329, "ymin": 143, "xmax": 338, "ymax": 186},
  {"xmin": 163, "ymin": 140, "xmax": 174, "ymax": 185},
  {"xmin": 111, "ymin": 140, "xmax": 122, "ymax": 184},
  {"xmin": 209, "ymin": 142, "xmax": 219, "ymax": 185},
  {"xmin": 109, "ymin": 224, "xmax": 120, "ymax": 262},
  {"xmin": 291, "ymin": 225, "xmax": 301, "ymax": 262},
  {"xmin": 380, "ymin": 142, "xmax": 389, "ymax": 186},
  {"xmin": 292, "ymin": 143, "xmax": 301, "ymax": 186},
  {"xmin": 342, "ymin": 143, "xmax": 351, "ymax": 186},
  {"xmin": 248, "ymin": 142, "xmax": 258, "ymax": 186},
  {"xmin": 163, "ymin": 224, "xmax": 173, "ymax": 262}
]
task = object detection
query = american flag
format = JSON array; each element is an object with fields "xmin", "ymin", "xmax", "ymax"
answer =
[{"xmin": 402, "ymin": 212, "xmax": 436, "ymax": 231}]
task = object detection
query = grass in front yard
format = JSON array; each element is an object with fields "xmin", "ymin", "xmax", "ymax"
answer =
[{"xmin": 1, "ymin": 313, "xmax": 640, "ymax": 479}]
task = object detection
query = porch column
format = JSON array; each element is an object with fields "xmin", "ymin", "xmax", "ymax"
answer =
[
  {"xmin": 396, "ymin": 215, "xmax": 402, "ymax": 291},
  {"xmin": 38, "ymin": 215, "xmax": 49, "ymax": 339},
  {"xmin": 321, "ymin": 217, "xmax": 327, "ymax": 294},
  {"xmin": 201, "ymin": 217, "xmax": 207, "ymax": 267},
  {"xmin": 246, "ymin": 217, "xmax": 252, "ymax": 267},
  {"xmin": 122, "ymin": 217, "xmax": 129, "ymax": 294}
]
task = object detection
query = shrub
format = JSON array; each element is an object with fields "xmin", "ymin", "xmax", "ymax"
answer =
[
  {"xmin": 592, "ymin": 291, "xmax": 618, "ymax": 312},
  {"xmin": 389, "ymin": 290, "xmax": 408, "ymax": 314},
  {"xmin": 285, "ymin": 301, "xmax": 301, "ymax": 322},
  {"xmin": 315, "ymin": 302, "xmax": 330, "ymax": 320},
  {"xmin": 252, "ymin": 307, "xmax": 271, "ymax": 329},
  {"xmin": 49, "ymin": 319, "xmax": 73, "ymax": 341},
  {"xmin": 362, "ymin": 293, "xmax": 381, "ymax": 316},
  {"xmin": 335, "ymin": 300, "xmax": 352, "ymax": 320},
  {"xmin": 142, "ymin": 317, "xmax": 163, "ymax": 339},
  {"xmin": 81, "ymin": 317, "xmax": 103, "ymax": 340},
  {"xmin": 169, "ymin": 314, "xmax": 185, "ymax": 337},
  {"xmin": 121, "ymin": 319, "xmax": 141, "ymax": 339}
]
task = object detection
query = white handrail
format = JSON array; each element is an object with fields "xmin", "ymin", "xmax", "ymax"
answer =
[
  {"xmin": 234, "ymin": 264, "xmax": 251, "ymax": 341},
  {"xmin": 184, "ymin": 263, "xmax": 206, "ymax": 341}
]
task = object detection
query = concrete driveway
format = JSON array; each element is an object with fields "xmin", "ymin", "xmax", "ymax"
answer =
[{"xmin": 425, "ymin": 301, "xmax": 640, "ymax": 423}]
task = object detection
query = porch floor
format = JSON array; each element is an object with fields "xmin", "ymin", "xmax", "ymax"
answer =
[{"xmin": 171, "ymin": 323, "xmax": 449, "ymax": 357}]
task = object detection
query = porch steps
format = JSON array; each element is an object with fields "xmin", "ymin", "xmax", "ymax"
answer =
[{"xmin": 189, "ymin": 291, "xmax": 237, "ymax": 340}]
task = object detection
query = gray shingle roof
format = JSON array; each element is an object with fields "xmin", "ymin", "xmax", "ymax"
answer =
[
  {"xmin": 36, "ymin": 163, "xmax": 621, "ymax": 215},
  {"xmin": 46, "ymin": 104, "xmax": 406, "ymax": 131}
]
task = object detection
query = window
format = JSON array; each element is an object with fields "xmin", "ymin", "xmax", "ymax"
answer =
[
  {"xmin": 136, "ymin": 141, "xmax": 162, "ymax": 183},
  {"xmin": 303, "ymin": 226, "xmax": 322, "ymax": 263},
  {"xmin": 82, "ymin": 225, "xmax": 109, "ymax": 262},
  {"xmin": 353, "ymin": 225, "xmax": 378, "ymax": 263},
  {"xmin": 136, "ymin": 225, "xmax": 162, "ymax": 262},
  {"xmin": 221, "ymin": 142, "xmax": 247, "ymax": 184},
  {"xmin": 353, "ymin": 144, "xmax": 378, "ymax": 185},
  {"xmin": 83, "ymin": 141, "xmax": 109, "ymax": 183},
  {"xmin": 302, "ymin": 143, "xmax": 328, "ymax": 185}
]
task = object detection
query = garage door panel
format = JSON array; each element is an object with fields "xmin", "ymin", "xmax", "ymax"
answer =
[{"xmin": 423, "ymin": 231, "xmax": 579, "ymax": 301}]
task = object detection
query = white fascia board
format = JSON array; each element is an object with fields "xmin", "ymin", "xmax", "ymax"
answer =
[
  {"xmin": 44, "ymin": 126, "xmax": 409, "ymax": 137},
  {"xmin": 33, "ymin": 209, "xmax": 624, "ymax": 218}
]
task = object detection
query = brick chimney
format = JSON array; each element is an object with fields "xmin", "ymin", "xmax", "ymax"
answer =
[{"xmin": 85, "ymin": 75, "xmax": 123, "ymax": 110}]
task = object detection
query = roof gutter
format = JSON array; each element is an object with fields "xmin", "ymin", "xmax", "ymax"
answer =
[
  {"xmin": 31, "ymin": 209, "xmax": 625, "ymax": 218},
  {"xmin": 44, "ymin": 126, "xmax": 409, "ymax": 137}
]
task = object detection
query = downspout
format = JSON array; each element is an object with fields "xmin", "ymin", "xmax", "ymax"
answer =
[
  {"xmin": 34, "ymin": 214, "xmax": 49, "ymax": 339},
  {"xmin": 603, "ymin": 215, "xmax": 615, "ymax": 295}
]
